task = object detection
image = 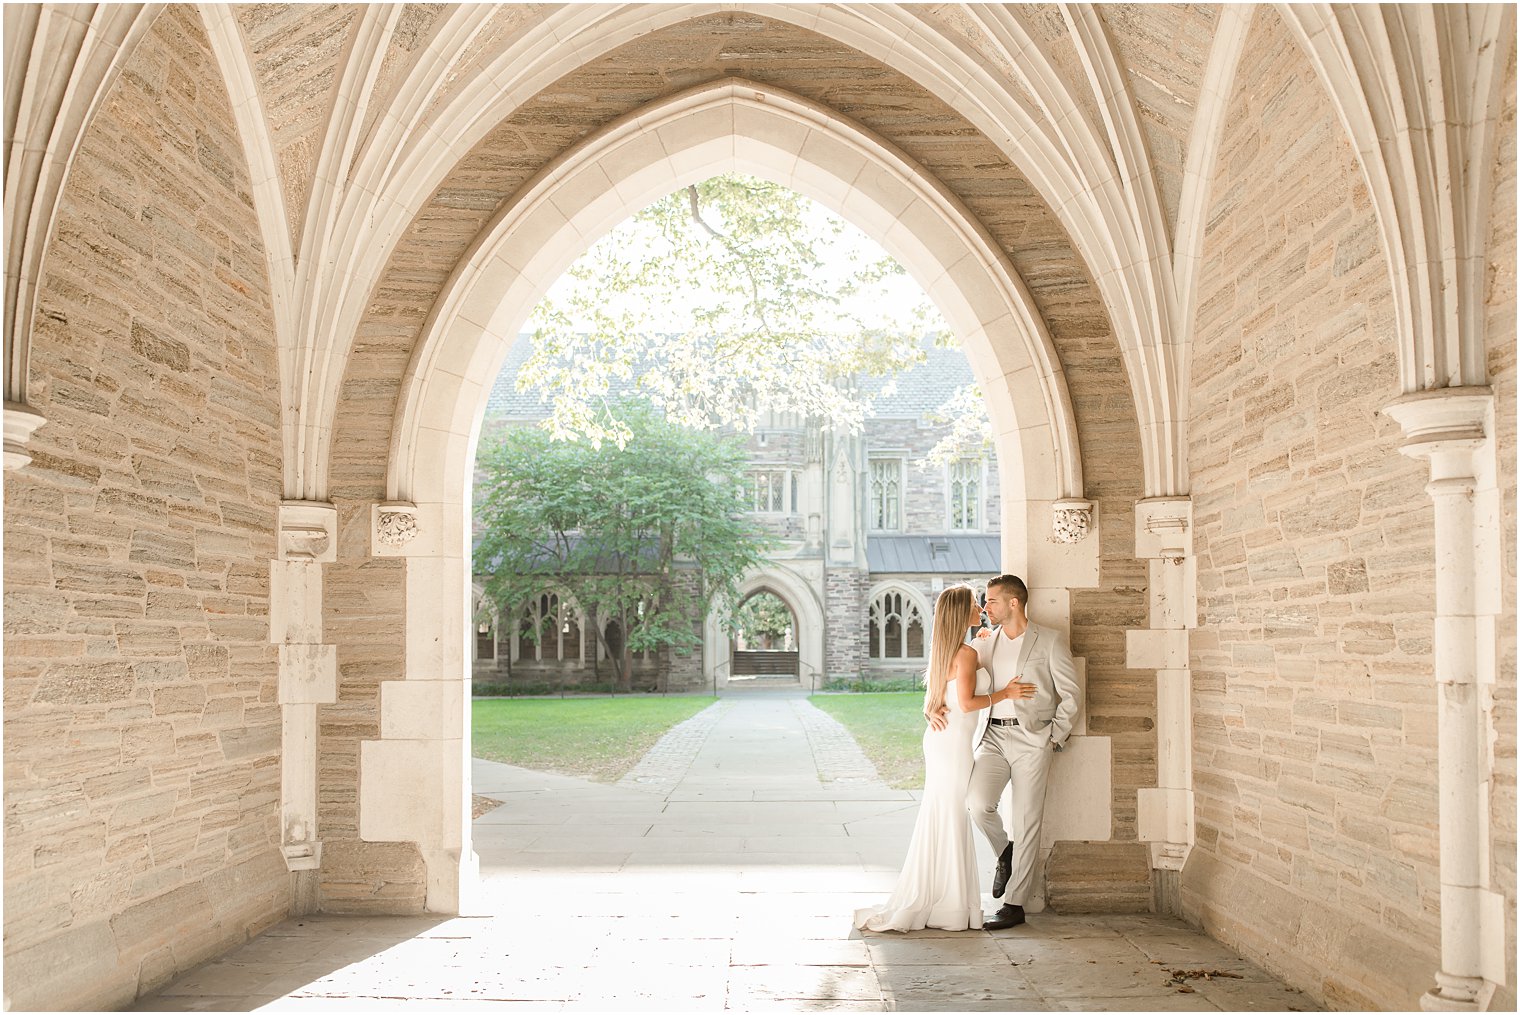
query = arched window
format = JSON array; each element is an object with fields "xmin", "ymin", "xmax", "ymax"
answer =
[
  {"xmin": 477, "ymin": 618, "xmax": 496, "ymax": 660},
  {"xmin": 516, "ymin": 592, "xmax": 582, "ymax": 663},
  {"xmin": 473, "ymin": 589, "xmax": 497, "ymax": 661},
  {"xmin": 603, "ymin": 617, "xmax": 651, "ymax": 662},
  {"xmin": 868, "ymin": 586, "xmax": 927, "ymax": 659},
  {"xmin": 949, "ymin": 458, "xmax": 982, "ymax": 530},
  {"xmin": 869, "ymin": 458, "xmax": 902, "ymax": 531}
]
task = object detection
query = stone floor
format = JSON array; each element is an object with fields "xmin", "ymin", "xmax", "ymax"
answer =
[{"xmin": 132, "ymin": 692, "xmax": 1321, "ymax": 1012}]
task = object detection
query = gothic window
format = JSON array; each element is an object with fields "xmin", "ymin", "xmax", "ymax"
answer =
[
  {"xmin": 476, "ymin": 619, "xmax": 496, "ymax": 660},
  {"xmin": 603, "ymin": 617, "xmax": 650, "ymax": 662},
  {"xmin": 868, "ymin": 587, "xmax": 926, "ymax": 660},
  {"xmin": 870, "ymin": 458, "xmax": 902, "ymax": 531},
  {"xmin": 473, "ymin": 590, "xmax": 497, "ymax": 661},
  {"xmin": 517, "ymin": 592, "xmax": 580, "ymax": 662},
  {"xmin": 949, "ymin": 458, "xmax": 981, "ymax": 531},
  {"xmin": 748, "ymin": 470, "xmax": 786, "ymax": 512}
]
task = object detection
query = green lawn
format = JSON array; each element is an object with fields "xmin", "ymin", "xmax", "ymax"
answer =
[
  {"xmin": 810, "ymin": 691, "xmax": 927, "ymax": 789},
  {"xmin": 471, "ymin": 696, "xmax": 714, "ymax": 783}
]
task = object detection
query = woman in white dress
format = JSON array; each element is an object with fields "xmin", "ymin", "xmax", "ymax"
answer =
[{"xmin": 853, "ymin": 585, "xmax": 1035, "ymax": 932}]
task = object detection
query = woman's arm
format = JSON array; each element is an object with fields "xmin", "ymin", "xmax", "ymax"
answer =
[{"xmin": 953, "ymin": 645, "xmax": 1007, "ymax": 713}]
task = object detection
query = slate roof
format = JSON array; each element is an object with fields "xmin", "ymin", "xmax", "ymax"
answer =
[
  {"xmin": 484, "ymin": 333, "xmax": 972, "ymax": 421},
  {"xmin": 865, "ymin": 535, "xmax": 1002, "ymax": 574},
  {"xmin": 485, "ymin": 336, "xmax": 551, "ymax": 418},
  {"xmin": 856, "ymin": 342, "xmax": 974, "ymax": 418}
]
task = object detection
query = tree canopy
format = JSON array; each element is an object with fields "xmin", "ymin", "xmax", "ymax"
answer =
[
  {"xmin": 473, "ymin": 403, "xmax": 774, "ymax": 689},
  {"xmin": 520, "ymin": 173, "xmax": 988, "ymax": 448}
]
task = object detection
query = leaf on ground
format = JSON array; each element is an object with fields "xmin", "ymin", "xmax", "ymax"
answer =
[
  {"xmin": 1162, "ymin": 967, "xmax": 1247, "ymax": 987},
  {"xmin": 471, "ymin": 794, "xmax": 503, "ymax": 819}
]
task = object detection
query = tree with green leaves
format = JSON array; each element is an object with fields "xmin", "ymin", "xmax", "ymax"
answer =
[
  {"xmin": 521, "ymin": 172, "xmax": 968, "ymax": 447},
  {"xmin": 921, "ymin": 381, "xmax": 995, "ymax": 469},
  {"xmin": 473, "ymin": 403, "xmax": 774, "ymax": 691},
  {"xmin": 731, "ymin": 592, "xmax": 795, "ymax": 650}
]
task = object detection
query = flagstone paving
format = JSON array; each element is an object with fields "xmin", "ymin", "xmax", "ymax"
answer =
[{"xmin": 132, "ymin": 691, "xmax": 1321, "ymax": 1012}]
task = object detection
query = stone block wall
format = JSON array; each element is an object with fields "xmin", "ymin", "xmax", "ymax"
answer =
[
  {"xmin": 1069, "ymin": 503, "xmax": 1147, "ymax": 840},
  {"xmin": 824, "ymin": 569, "xmax": 869, "ymax": 678},
  {"xmin": 1181, "ymin": 8, "xmax": 1484, "ymax": 1009},
  {"xmin": 318, "ymin": 501, "xmax": 425, "ymax": 913},
  {"xmin": 664, "ymin": 567, "xmax": 707, "ymax": 691},
  {"xmin": 2, "ymin": 8, "xmax": 289, "ymax": 1009}
]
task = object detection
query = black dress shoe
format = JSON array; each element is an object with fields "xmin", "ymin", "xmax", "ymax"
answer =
[
  {"xmin": 983, "ymin": 903, "xmax": 1025, "ymax": 930},
  {"xmin": 991, "ymin": 843, "xmax": 1014, "ymax": 898}
]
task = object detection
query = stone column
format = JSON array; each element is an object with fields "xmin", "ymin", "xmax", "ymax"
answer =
[
  {"xmin": 1385, "ymin": 388, "xmax": 1505, "ymax": 1012},
  {"xmin": 271, "ymin": 501, "xmax": 340, "ymax": 912},
  {"xmin": 1130, "ymin": 497, "xmax": 1197, "ymax": 897},
  {"xmin": 361, "ymin": 500, "xmax": 476, "ymax": 914}
]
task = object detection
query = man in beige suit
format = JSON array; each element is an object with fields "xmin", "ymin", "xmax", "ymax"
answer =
[{"xmin": 967, "ymin": 574, "xmax": 1081, "ymax": 929}]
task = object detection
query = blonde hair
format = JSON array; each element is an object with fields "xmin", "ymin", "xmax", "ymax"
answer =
[{"xmin": 923, "ymin": 585, "xmax": 977, "ymax": 720}]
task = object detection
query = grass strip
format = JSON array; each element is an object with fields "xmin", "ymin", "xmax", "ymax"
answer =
[{"xmin": 471, "ymin": 695, "xmax": 714, "ymax": 783}]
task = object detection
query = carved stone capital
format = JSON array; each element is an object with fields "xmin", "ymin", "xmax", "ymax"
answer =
[
  {"xmin": 4, "ymin": 401, "xmax": 46, "ymax": 471},
  {"xmin": 1383, "ymin": 386, "xmax": 1493, "ymax": 464},
  {"xmin": 375, "ymin": 501, "xmax": 419, "ymax": 548},
  {"xmin": 281, "ymin": 838, "xmax": 323, "ymax": 872},
  {"xmin": 1135, "ymin": 497, "xmax": 1193, "ymax": 560},
  {"xmin": 278, "ymin": 501, "xmax": 337, "ymax": 563},
  {"xmin": 1050, "ymin": 499, "xmax": 1093, "ymax": 544}
]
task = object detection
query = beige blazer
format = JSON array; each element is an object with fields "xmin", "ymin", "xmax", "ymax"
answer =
[{"xmin": 970, "ymin": 621, "xmax": 1081, "ymax": 748}]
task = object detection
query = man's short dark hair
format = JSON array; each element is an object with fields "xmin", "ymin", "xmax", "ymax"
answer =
[{"xmin": 987, "ymin": 574, "xmax": 1028, "ymax": 607}]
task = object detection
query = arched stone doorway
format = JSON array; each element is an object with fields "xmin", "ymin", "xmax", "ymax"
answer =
[
  {"xmin": 705, "ymin": 569, "xmax": 825, "ymax": 690},
  {"xmin": 361, "ymin": 77, "xmax": 1108, "ymax": 910}
]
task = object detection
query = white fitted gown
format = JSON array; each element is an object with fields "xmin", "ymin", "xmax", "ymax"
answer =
[{"xmin": 853, "ymin": 674, "xmax": 983, "ymax": 932}]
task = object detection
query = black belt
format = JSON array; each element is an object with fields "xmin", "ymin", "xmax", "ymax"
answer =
[{"xmin": 988, "ymin": 717, "xmax": 1019, "ymax": 726}]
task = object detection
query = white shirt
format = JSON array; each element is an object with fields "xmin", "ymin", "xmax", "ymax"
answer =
[{"xmin": 986, "ymin": 629, "xmax": 1025, "ymax": 719}]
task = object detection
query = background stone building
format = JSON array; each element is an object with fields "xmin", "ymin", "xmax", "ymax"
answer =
[
  {"xmin": 472, "ymin": 336, "xmax": 1003, "ymax": 691},
  {"xmin": 4, "ymin": 5, "xmax": 1514, "ymax": 1012}
]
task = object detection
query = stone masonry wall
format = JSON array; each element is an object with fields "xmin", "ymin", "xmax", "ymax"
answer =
[
  {"xmin": 2, "ymin": 8, "xmax": 288, "ymax": 1009},
  {"xmin": 1484, "ymin": 46, "xmax": 1517, "ymax": 1013},
  {"xmin": 1182, "ymin": 9, "xmax": 1444, "ymax": 1010},
  {"xmin": 825, "ymin": 569, "xmax": 870, "ymax": 678},
  {"xmin": 319, "ymin": 502, "xmax": 424, "ymax": 913}
]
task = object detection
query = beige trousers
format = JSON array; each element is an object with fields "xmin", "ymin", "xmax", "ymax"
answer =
[{"xmin": 967, "ymin": 720, "xmax": 1054, "ymax": 907}]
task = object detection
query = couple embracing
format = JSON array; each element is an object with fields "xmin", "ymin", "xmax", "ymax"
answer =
[{"xmin": 854, "ymin": 574, "xmax": 1081, "ymax": 933}]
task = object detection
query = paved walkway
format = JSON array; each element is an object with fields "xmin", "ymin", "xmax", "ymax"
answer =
[{"xmin": 134, "ymin": 692, "xmax": 1320, "ymax": 1011}]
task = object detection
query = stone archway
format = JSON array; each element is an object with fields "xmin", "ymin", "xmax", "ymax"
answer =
[
  {"xmin": 358, "ymin": 77, "xmax": 1104, "ymax": 911},
  {"xmin": 704, "ymin": 568, "xmax": 826, "ymax": 690}
]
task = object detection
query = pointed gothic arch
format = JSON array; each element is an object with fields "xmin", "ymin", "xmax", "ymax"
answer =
[
  {"xmin": 703, "ymin": 567, "xmax": 826, "ymax": 689},
  {"xmin": 361, "ymin": 76, "xmax": 1102, "ymax": 909}
]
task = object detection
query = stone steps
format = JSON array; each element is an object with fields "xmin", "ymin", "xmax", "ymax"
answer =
[{"xmin": 723, "ymin": 677, "xmax": 805, "ymax": 691}]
